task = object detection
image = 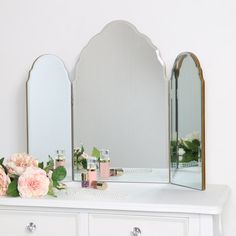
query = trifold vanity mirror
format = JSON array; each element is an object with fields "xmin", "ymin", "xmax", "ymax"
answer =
[{"xmin": 27, "ymin": 21, "xmax": 205, "ymax": 190}]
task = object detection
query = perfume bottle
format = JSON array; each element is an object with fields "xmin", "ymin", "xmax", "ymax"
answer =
[
  {"xmin": 99, "ymin": 149, "xmax": 110, "ymax": 178},
  {"xmin": 92, "ymin": 181, "xmax": 108, "ymax": 190},
  {"xmin": 55, "ymin": 150, "xmax": 66, "ymax": 168},
  {"xmin": 87, "ymin": 157, "xmax": 97, "ymax": 187},
  {"xmin": 110, "ymin": 168, "xmax": 124, "ymax": 176}
]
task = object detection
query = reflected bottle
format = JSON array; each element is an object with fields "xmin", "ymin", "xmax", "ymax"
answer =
[
  {"xmin": 81, "ymin": 172, "xmax": 89, "ymax": 188},
  {"xmin": 55, "ymin": 150, "xmax": 66, "ymax": 168},
  {"xmin": 99, "ymin": 149, "xmax": 110, "ymax": 178},
  {"xmin": 87, "ymin": 157, "xmax": 97, "ymax": 187}
]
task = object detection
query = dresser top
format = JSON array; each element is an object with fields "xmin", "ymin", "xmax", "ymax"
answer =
[{"xmin": 0, "ymin": 183, "xmax": 229, "ymax": 215}]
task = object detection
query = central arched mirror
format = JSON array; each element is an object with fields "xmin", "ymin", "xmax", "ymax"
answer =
[{"xmin": 73, "ymin": 21, "xmax": 169, "ymax": 183}]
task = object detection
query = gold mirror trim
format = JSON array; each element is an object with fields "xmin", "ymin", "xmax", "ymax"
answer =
[{"xmin": 171, "ymin": 52, "xmax": 205, "ymax": 190}]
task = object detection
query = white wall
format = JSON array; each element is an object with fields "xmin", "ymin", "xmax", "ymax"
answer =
[{"xmin": 0, "ymin": 0, "xmax": 235, "ymax": 235}]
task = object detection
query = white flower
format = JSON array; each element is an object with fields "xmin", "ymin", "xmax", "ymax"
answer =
[
  {"xmin": 184, "ymin": 131, "xmax": 200, "ymax": 141},
  {"xmin": 0, "ymin": 166, "xmax": 10, "ymax": 196},
  {"xmin": 6, "ymin": 153, "xmax": 38, "ymax": 176},
  {"xmin": 178, "ymin": 148, "xmax": 185, "ymax": 156}
]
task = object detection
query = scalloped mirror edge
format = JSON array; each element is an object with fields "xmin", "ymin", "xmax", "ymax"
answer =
[
  {"xmin": 26, "ymin": 54, "xmax": 73, "ymax": 180},
  {"xmin": 72, "ymin": 20, "xmax": 170, "ymax": 183}
]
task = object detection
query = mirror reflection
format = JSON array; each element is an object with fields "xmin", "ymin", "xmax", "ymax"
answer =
[
  {"xmin": 27, "ymin": 54, "xmax": 72, "ymax": 179},
  {"xmin": 170, "ymin": 52, "xmax": 205, "ymax": 190},
  {"xmin": 73, "ymin": 21, "xmax": 169, "ymax": 183}
]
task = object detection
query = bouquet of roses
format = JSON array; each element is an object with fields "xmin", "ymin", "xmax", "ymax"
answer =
[{"xmin": 0, "ymin": 153, "xmax": 66, "ymax": 198}]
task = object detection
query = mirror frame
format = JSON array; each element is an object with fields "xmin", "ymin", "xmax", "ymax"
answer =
[{"xmin": 169, "ymin": 52, "xmax": 205, "ymax": 190}]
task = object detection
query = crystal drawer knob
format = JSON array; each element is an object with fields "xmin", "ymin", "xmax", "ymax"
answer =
[
  {"xmin": 131, "ymin": 227, "xmax": 141, "ymax": 236},
  {"xmin": 26, "ymin": 222, "xmax": 37, "ymax": 233}
]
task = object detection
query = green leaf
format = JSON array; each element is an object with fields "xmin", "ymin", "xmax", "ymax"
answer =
[
  {"xmin": 81, "ymin": 158, "xmax": 87, "ymax": 169},
  {"xmin": 56, "ymin": 183, "xmax": 66, "ymax": 190},
  {"xmin": 9, "ymin": 174, "xmax": 19, "ymax": 181},
  {"xmin": 52, "ymin": 179, "xmax": 59, "ymax": 188},
  {"xmin": 44, "ymin": 156, "xmax": 54, "ymax": 173},
  {"xmin": 0, "ymin": 157, "xmax": 4, "ymax": 165},
  {"xmin": 52, "ymin": 166, "xmax": 67, "ymax": 182},
  {"xmin": 183, "ymin": 141, "xmax": 199, "ymax": 152},
  {"xmin": 192, "ymin": 139, "xmax": 200, "ymax": 146},
  {"xmin": 91, "ymin": 147, "xmax": 100, "ymax": 159},
  {"xmin": 77, "ymin": 145, "xmax": 85, "ymax": 157},
  {"xmin": 7, "ymin": 178, "xmax": 19, "ymax": 197},
  {"xmin": 47, "ymin": 181, "xmax": 56, "ymax": 197},
  {"xmin": 0, "ymin": 162, "xmax": 8, "ymax": 175},
  {"xmin": 181, "ymin": 152, "xmax": 198, "ymax": 162},
  {"xmin": 38, "ymin": 162, "xmax": 44, "ymax": 169}
]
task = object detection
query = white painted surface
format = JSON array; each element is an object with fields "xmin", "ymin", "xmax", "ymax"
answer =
[
  {"xmin": 0, "ymin": 183, "xmax": 229, "ymax": 215},
  {"xmin": 89, "ymin": 214, "xmax": 188, "ymax": 236},
  {"xmin": 0, "ymin": 210, "xmax": 78, "ymax": 236},
  {"xmin": 0, "ymin": 1, "xmax": 235, "ymax": 235},
  {"xmin": 0, "ymin": 183, "xmax": 229, "ymax": 236}
]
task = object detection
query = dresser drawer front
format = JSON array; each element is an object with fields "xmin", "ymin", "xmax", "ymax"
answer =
[
  {"xmin": 89, "ymin": 214, "xmax": 188, "ymax": 236},
  {"xmin": 0, "ymin": 210, "xmax": 78, "ymax": 236}
]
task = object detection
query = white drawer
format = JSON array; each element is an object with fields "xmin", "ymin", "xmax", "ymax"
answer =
[
  {"xmin": 89, "ymin": 214, "xmax": 188, "ymax": 236},
  {"xmin": 0, "ymin": 210, "xmax": 78, "ymax": 236}
]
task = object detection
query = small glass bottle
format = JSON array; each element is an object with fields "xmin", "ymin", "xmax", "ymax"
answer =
[
  {"xmin": 55, "ymin": 150, "xmax": 66, "ymax": 168},
  {"xmin": 92, "ymin": 181, "xmax": 108, "ymax": 190},
  {"xmin": 87, "ymin": 157, "xmax": 97, "ymax": 187},
  {"xmin": 99, "ymin": 149, "xmax": 110, "ymax": 178},
  {"xmin": 110, "ymin": 168, "xmax": 124, "ymax": 176},
  {"xmin": 81, "ymin": 172, "xmax": 89, "ymax": 188}
]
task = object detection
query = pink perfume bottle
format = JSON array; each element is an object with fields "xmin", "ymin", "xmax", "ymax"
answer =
[
  {"xmin": 87, "ymin": 157, "xmax": 97, "ymax": 187},
  {"xmin": 99, "ymin": 149, "xmax": 110, "ymax": 178}
]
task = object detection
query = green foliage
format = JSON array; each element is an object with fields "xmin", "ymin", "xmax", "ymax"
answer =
[
  {"xmin": 81, "ymin": 158, "xmax": 87, "ymax": 169},
  {"xmin": 170, "ymin": 136, "xmax": 201, "ymax": 164},
  {"xmin": 77, "ymin": 146, "xmax": 84, "ymax": 157},
  {"xmin": 74, "ymin": 146, "xmax": 86, "ymax": 170},
  {"xmin": 7, "ymin": 178, "xmax": 19, "ymax": 197},
  {"xmin": 44, "ymin": 156, "xmax": 54, "ymax": 173},
  {"xmin": 179, "ymin": 138, "xmax": 200, "ymax": 163},
  {"xmin": 38, "ymin": 162, "xmax": 44, "ymax": 169},
  {"xmin": 170, "ymin": 141, "xmax": 178, "ymax": 162},
  {"xmin": 181, "ymin": 152, "xmax": 198, "ymax": 162},
  {"xmin": 50, "ymin": 166, "xmax": 67, "ymax": 190},
  {"xmin": 91, "ymin": 147, "xmax": 100, "ymax": 160},
  {"xmin": 52, "ymin": 166, "xmax": 66, "ymax": 182},
  {"xmin": 47, "ymin": 180, "xmax": 56, "ymax": 197},
  {"xmin": 0, "ymin": 157, "xmax": 8, "ymax": 174}
]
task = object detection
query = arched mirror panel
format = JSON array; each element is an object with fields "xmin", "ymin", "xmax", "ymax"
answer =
[
  {"xmin": 27, "ymin": 54, "xmax": 72, "ymax": 179},
  {"xmin": 170, "ymin": 52, "xmax": 205, "ymax": 190},
  {"xmin": 73, "ymin": 21, "xmax": 169, "ymax": 183}
]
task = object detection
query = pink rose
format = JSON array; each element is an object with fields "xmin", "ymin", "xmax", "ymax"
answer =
[
  {"xmin": 18, "ymin": 167, "xmax": 50, "ymax": 198},
  {"xmin": 0, "ymin": 166, "xmax": 10, "ymax": 196},
  {"xmin": 6, "ymin": 153, "xmax": 38, "ymax": 176}
]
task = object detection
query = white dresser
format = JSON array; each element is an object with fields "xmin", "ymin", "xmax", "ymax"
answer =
[{"xmin": 0, "ymin": 183, "xmax": 229, "ymax": 236}]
